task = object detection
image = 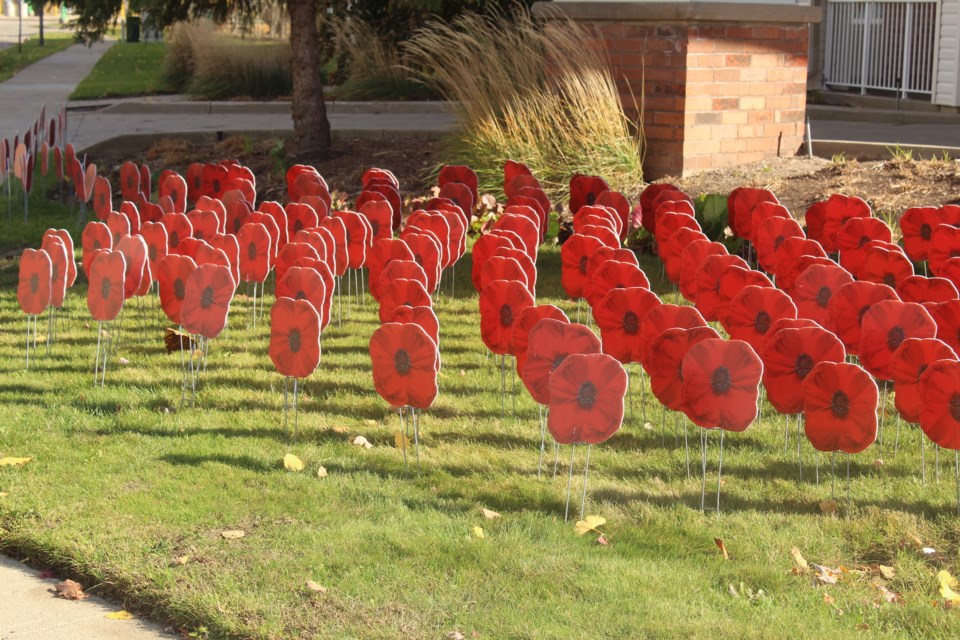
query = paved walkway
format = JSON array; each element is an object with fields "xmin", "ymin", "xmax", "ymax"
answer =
[{"xmin": 0, "ymin": 556, "xmax": 175, "ymax": 639}]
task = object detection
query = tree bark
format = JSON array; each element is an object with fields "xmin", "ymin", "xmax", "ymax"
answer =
[{"xmin": 287, "ymin": 0, "xmax": 332, "ymax": 161}]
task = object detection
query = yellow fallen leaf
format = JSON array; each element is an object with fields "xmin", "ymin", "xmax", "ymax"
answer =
[
  {"xmin": 574, "ymin": 515, "xmax": 606, "ymax": 536},
  {"xmin": 106, "ymin": 610, "xmax": 134, "ymax": 620},
  {"xmin": 316, "ymin": 466, "xmax": 328, "ymax": 478},
  {"xmin": 879, "ymin": 565, "xmax": 895, "ymax": 580},
  {"xmin": 715, "ymin": 538, "xmax": 729, "ymax": 560},
  {"xmin": 170, "ymin": 555, "xmax": 190, "ymax": 566},
  {"xmin": 220, "ymin": 530, "xmax": 245, "ymax": 540},
  {"xmin": 0, "ymin": 457, "xmax": 31, "ymax": 467},
  {"xmin": 352, "ymin": 436, "xmax": 373, "ymax": 449},
  {"xmin": 643, "ymin": 422, "xmax": 655, "ymax": 430},
  {"xmin": 364, "ymin": 420, "xmax": 378, "ymax": 427},
  {"xmin": 283, "ymin": 453, "xmax": 304, "ymax": 472},
  {"xmin": 55, "ymin": 579, "xmax": 87, "ymax": 600},
  {"xmin": 0, "ymin": 492, "xmax": 8, "ymax": 498},
  {"xmin": 306, "ymin": 580, "xmax": 327, "ymax": 593},
  {"xmin": 791, "ymin": 547, "xmax": 809, "ymax": 571},
  {"xmin": 395, "ymin": 431, "xmax": 411, "ymax": 451},
  {"xmin": 472, "ymin": 526, "xmax": 485, "ymax": 539},
  {"xmin": 332, "ymin": 425, "xmax": 349, "ymax": 434},
  {"xmin": 481, "ymin": 508, "xmax": 501, "ymax": 520},
  {"xmin": 939, "ymin": 570, "xmax": 960, "ymax": 604}
]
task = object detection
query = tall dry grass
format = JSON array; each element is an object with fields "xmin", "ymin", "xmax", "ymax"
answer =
[{"xmin": 403, "ymin": 9, "xmax": 643, "ymax": 201}]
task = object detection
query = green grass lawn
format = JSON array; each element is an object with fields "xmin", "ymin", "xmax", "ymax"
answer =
[
  {"xmin": 71, "ymin": 41, "xmax": 175, "ymax": 100},
  {"xmin": 1, "ymin": 185, "xmax": 960, "ymax": 639},
  {"xmin": 0, "ymin": 32, "xmax": 75, "ymax": 83}
]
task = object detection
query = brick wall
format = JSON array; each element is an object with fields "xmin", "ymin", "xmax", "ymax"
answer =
[{"xmin": 534, "ymin": 3, "xmax": 822, "ymax": 179}]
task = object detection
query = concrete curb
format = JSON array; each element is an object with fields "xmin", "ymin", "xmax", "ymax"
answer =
[
  {"xmin": 807, "ymin": 104, "xmax": 960, "ymax": 125},
  {"xmin": 809, "ymin": 140, "xmax": 960, "ymax": 161},
  {"xmin": 77, "ymin": 100, "xmax": 454, "ymax": 116}
]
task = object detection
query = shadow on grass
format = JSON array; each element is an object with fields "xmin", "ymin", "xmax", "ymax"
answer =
[{"xmin": 159, "ymin": 452, "xmax": 278, "ymax": 474}]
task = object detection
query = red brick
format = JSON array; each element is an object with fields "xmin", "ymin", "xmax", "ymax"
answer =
[{"xmin": 725, "ymin": 54, "xmax": 752, "ymax": 67}]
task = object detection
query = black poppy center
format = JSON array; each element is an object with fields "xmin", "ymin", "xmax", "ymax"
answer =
[
  {"xmin": 623, "ymin": 311, "xmax": 639, "ymax": 335},
  {"xmin": 579, "ymin": 256, "xmax": 588, "ymax": 275},
  {"xmin": 887, "ymin": 326, "xmax": 905, "ymax": 351},
  {"xmin": 858, "ymin": 235, "xmax": 871, "ymax": 248},
  {"xmin": 816, "ymin": 286, "xmax": 832, "ymax": 308},
  {"xmin": 92, "ymin": 239, "xmax": 101, "ymax": 249},
  {"xmin": 170, "ymin": 231, "xmax": 179, "ymax": 247},
  {"xmin": 52, "ymin": 263, "xmax": 59, "ymax": 283},
  {"xmin": 831, "ymin": 390, "xmax": 850, "ymax": 419},
  {"xmin": 857, "ymin": 304, "xmax": 871, "ymax": 324},
  {"xmin": 774, "ymin": 235, "xmax": 786, "ymax": 251},
  {"xmin": 288, "ymin": 328, "xmax": 301, "ymax": 354},
  {"xmin": 883, "ymin": 273, "xmax": 896, "ymax": 288},
  {"xmin": 100, "ymin": 276, "xmax": 111, "ymax": 300},
  {"xmin": 294, "ymin": 290, "xmax": 306, "ymax": 300},
  {"xmin": 710, "ymin": 366, "xmax": 731, "ymax": 395},
  {"xmin": 577, "ymin": 381, "xmax": 598, "ymax": 409},
  {"xmin": 795, "ymin": 353, "xmax": 814, "ymax": 379},
  {"xmin": 754, "ymin": 310, "xmax": 771, "ymax": 335},
  {"xmin": 920, "ymin": 224, "xmax": 932, "ymax": 241},
  {"xmin": 370, "ymin": 221, "xmax": 380, "ymax": 237},
  {"xmin": 293, "ymin": 221, "xmax": 304, "ymax": 233},
  {"xmin": 29, "ymin": 273, "xmax": 39, "ymax": 294},
  {"xmin": 918, "ymin": 363, "xmax": 929, "ymax": 379},
  {"xmin": 552, "ymin": 354, "xmax": 567, "ymax": 372},
  {"xmin": 394, "ymin": 348, "xmax": 412, "ymax": 374},
  {"xmin": 247, "ymin": 242, "xmax": 258, "ymax": 261},
  {"xmin": 200, "ymin": 285, "xmax": 214, "ymax": 309},
  {"xmin": 950, "ymin": 393, "xmax": 960, "ymax": 422},
  {"xmin": 499, "ymin": 303, "xmax": 514, "ymax": 327},
  {"xmin": 585, "ymin": 193, "xmax": 597, "ymax": 206},
  {"xmin": 212, "ymin": 179, "xmax": 221, "ymax": 193}
]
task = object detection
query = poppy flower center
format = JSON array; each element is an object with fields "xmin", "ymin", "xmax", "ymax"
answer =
[
  {"xmin": 100, "ymin": 276, "xmax": 111, "ymax": 300},
  {"xmin": 710, "ymin": 366, "xmax": 731, "ymax": 395},
  {"xmin": 288, "ymin": 328, "xmax": 301, "ymax": 353},
  {"xmin": 29, "ymin": 273, "xmax": 39, "ymax": 294},
  {"xmin": 92, "ymin": 240, "xmax": 101, "ymax": 249},
  {"xmin": 552, "ymin": 354, "xmax": 567, "ymax": 371},
  {"xmin": 579, "ymin": 256, "xmax": 588, "ymax": 275},
  {"xmin": 247, "ymin": 242, "xmax": 257, "ymax": 260},
  {"xmin": 918, "ymin": 363, "xmax": 929, "ymax": 379},
  {"xmin": 883, "ymin": 273, "xmax": 896, "ymax": 288},
  {"xmin": 499, "ymin": 304, "xmax": 514, "ymax": 327},
  {"xmin": 754, "ymin": 310, "xmax": 771, "ymax": 335},
  {"xmin": 622, "ymin": 311, "xmax": 639, "ymax": 335},
  {"xmin": 174, "ymin": 278, "xmax": 185, "ymax": 301},
  {"xmin": 293, "ymin": 221, "xmax": 303, "ymax": 233},
  {"xmin": 858, "ymin": 235, "xmax": 870, "ymax": 248},
  {"xmin": 920, "ymin": 224, "xmax": 932, "ymax": 241},
  {"xmin": 886, "ymin": 326, "xmax": 905, "ymax": 351},
  {"xmin": 950, "ymin": 393, "xmax": 960, "ymax": 422},
  {"xmin": 774, "ymin": 235, "xmax": 786, "ymax": 251},
  {"xmin": 212, "ymin": 179, "xmax": 221, "ymax": 193},
  {"xmin": 195, "ymin": 230, "xmax": 205, "ymax": 241},
  {"xmin": 816, "ymin": 286, "xmax": 832, "ymax": 308},
  {"xmin": 577, "ymin": 380, "xmax": 598, "ymax": 409},
  {"xmin": 830, "ymin": 390, "xmax": 850, "ymax": 419},
  {"xmin": 585, "ymin": 193, "xmax": 596, "ymax": 206},
  {"xmin": 857, "ymin": 305, "xmax": 870, "ymax": 324},
  {"xmin": 170, "ymin": 231, "xmax": 179, "ymax": 246},
  {"xmin": 795, "ymin": 353, "xmax": 814, "ymax": 379},
  {"xmin": 394, "ymin": 348, "xmax": 411, "ymax": 374},
  {"xmin": 371, "ymin": 221, "xmax": 380, "ymax": 236},
  {"xmin": 200, "ymin": 285, "xmax": 214, "ymax": 309}
]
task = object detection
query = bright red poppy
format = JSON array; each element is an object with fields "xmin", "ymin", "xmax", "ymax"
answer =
[
  {"xmin": 115, "ymin": 234, "xmax": 147, "ymax": 300},
  {"xmin": 292, "ymin": 258, "xmax": 334, "ymax": 330},
  {"xmin": 828, "ymin": 281, "xmax": 900, "ymax": 351},
  {"xmin": 17, "ymin": 248, "xmax": 52, "ymax": 316},
  {"xmin": 897, "ymin": 275, "xmax": 959, "ymax": 306},
  {"xmin": 378, "ymin": 278, "xmax": 433, "ymax": 323},
  {"xmin": 662, "ymin": 227, "xmax": 709, "ymax": 285},
  {"xmin": 187, "ymin": 208, "xmax": 220, "ymax": 243},
  {"xmin": 275, "ymin": 241, "xmax": 320, "ymax": 284},
  {"xmin": 286, "ymin": 202, "xmax": 319, "ymax": 238},
  {"xmin": 802, "ymin": 362, "xmax": 878, "ymax": 453},
  {"xmin": 928, "ymin": 299, "xmax": 960, "ymax": 354},
  {"xmin": 401, "ymin": 231, "xmax": 442, "ymax": 293},
  {"xmin": 195, "ymin": 196, "xmax": 226, "ymax": 232},
  {"xmin": 749, "ymin": 200, "xmax": 792, "ymax": 242},
  {"xmin": 791, "ymin": 263, "xmax": 854, "ymax": 327},
  {"xmin": 679, "ymin": 240, "xmax": 727, "ymax": 302},
  {"xmin": 638, "ymin": 303, "xmax": 708, "ymax": 370},
  {"xmin": 574, "ymin": 205, "xmax": 620, "ymax": 238},
  {"xmin": 236, "ymin": 222, "xmax": 272, "ymax": 283},
  {"xmin": 547, "ymin": 353, "xmax": 627, "ymax": 445},
  {"xmin": 918, "ymin": 359, "xmax": 960, "ymax": 449},
  {"xmin": 370, "ymin": 322, "xmax": 439, "ymax": 409},
  {"xmin": 594, "ymin": 191, "xmax": 630, "ymax": 239},
  {"xmin": 560, "ymin": 233, "xmax": 604, "ymax": 300},
  {"xmin": 363, "ymin": 167, "xmax": 399, "ymax": 189},
  {"xmin": 507, "ymin": 191, "xmax": 549, "ymax": 230},
  {"xmin": 495, "ymin": 214, "xmax": 539, "ymax": 258},
  {"xmin": 900, "ymin": 206, "xmax": 940, "ymax": 262},
  {"xmin": 138, "ymin": 221, "xmax": 168, "ymax": 277},
  {"xmin": 105, "ymin": 210, "xmax": 131, "ymax": 247},
  {"xmin": 803, "ymin": 201, "xmax": 828, "ymax": 246},
  {"xmin": 385, "ymin": 305, "xmax": 440, "ymax": 350},
  {"xmin": 208, "ymin": 233, "xmax": 239, "ymax": 285},
  {"xmin": 358, "ymin": 199, "xmax": 394, "ymax": 243},
  {"xmin": 81, "ymin": 221, "xmax": 112, "ymax": 276},
  {"xmin": 119, "ymin": 161, "xmax": 140, "ymax": 201},
  {"xmin": 503, "ymin": 160, "xmax": 535, "ymax": 194},
  {"xmin": 471, "ymin": 233, "xmax": 517, "ymax": 292},
  {"xmin": 693, "ymin": 254, "xmax": 750, "ymax": 321},
  {"xmin": 269, "ymin": 297, "xmax": 321, "ymax": 379},
  {"xmin": 367, "ymin": 238, "xmax": 415, "ymax": 299},
  {"xmin": 159, "ymin": 173, "xmax": 187, "ymax": 214},
  {"xmin": 754, "ymin": 215, "xmax": 804, "ymax": 273},
  {"xmin": 890, "ymin": 338, "xmax": 957, "ymax": 423},
  {"xmin": 160, "ymin": 212, "xmax": 193, "ymax": 254},
  {"xmin": 638, "ymin": 183, "xmax": 682, "ymax": 234},
  {"xmin": 582, "ymin": 259, "xmax": 649, "ymax": 307},
  {"xmin": 774, "ymin": 237, "xmax": 828, "ymax": 292},
  {"xmin": 438, "ymin": 165, "xmax": 479, "ymax": 206},
  {"xmin": 40, "ymin": 236, "xmax": 68, "ymax": 309},
  {"xmin": 155, "ymin": 254, "xmax": 195, "ymax": 324},
  {"xmin": 762, "ymin": 326, "xmax": 846, "ymax": 414},
  {"xmin": 649, "ymin": 192, "xmax": 694, "ymax": 235},
  {"xmin": 510, "ymin": 304, "xmax": 568, "ymax": 375},
  {"xmin": 43, "ymin": 228, "xmax": 76, "ymax": 287},
  {"xmin": 681, "ymin": 338, "xmax": 762, "ymax": 432},
  {"xmin": 479, "ymin": 279, "xmax": 535, "ymax": 355},
  {"xmin": 257, "ymin": 202, "xmax": 288, "ymax": 250},
  {"xmin": 647, "ymin": 326, "xmax": 721, "ymax": 411},
  {"xmin": 836, "ymin": 217, "xmax": 892, "ymax": 275},
  {"xmin": 435, "ymin": 207, "xmax": 467, "ymax": 262},
  {"xmin": 728, "ymin": 187, "xmax": 778, "ymax": 240},
  {"xmin": 523, "ymin": 320, "xmax": 601, "ymax": 405},
  {"xmin": 479, "ymin": 256, "xmax": 528, "ymax": 292},
  {"xmin": 929, "ymin": 224, "xmax": 960, "ymax": 276},
  {"xmin": 821, "ymin": 194, "xmax": 872, "ymax": 252},
  {"xmin": 92, "ymin": 175, "xmax": 112, "ymax": 221},
  {"xmin": 715, "ymin": 266, "xmax": 773, "ymax": 328},
  {"xmin": 724, "ymin": 285, "xmax": 797, "ymax": 353},
  {"xmin": 593, "ymin": 287, "xmax": 662, "ymax": 364},
  {"xmin": 654, "ymin": 210, "xmax": 701, "ymax": 257},
  {"xmin": 332, "ymin": 210, "xmax": 371, "ymax": 270},
  {"xmin": 86, "ymin": 251, "xmax": 125, "ymax": 322},
  {"xmin": 568, "ymin": 174, "xmax": 610, "ymax": 214},
  {"xmin": 859, "ymin": 244, "xmax": 914, "ymax": 288},
  {"xmin": 438, "ymin": 181, "xmax": 474, "ymax": 219},
  {"xmin": 180, "ymin": 263, "xmax": 235, "ymax": 339}
]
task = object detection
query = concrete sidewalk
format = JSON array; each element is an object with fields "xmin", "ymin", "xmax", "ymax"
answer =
[{"xmin": 0, "ymin": 555, "xmax": 176, "ymax": 639}]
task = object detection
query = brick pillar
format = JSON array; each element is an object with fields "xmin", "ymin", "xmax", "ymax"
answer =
[{"xmin": 533, "ymin": 2, "xmax": 822, "ymax": 179}]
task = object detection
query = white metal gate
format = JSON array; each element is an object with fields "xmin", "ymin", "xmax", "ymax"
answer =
[{"xmin": 824, "ymin": 0, "xmax": 939, "ymax": 96}]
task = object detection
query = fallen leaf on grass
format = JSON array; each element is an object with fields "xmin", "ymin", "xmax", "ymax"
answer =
[
  {"xmin": 823, "ymin": 594, "xmax": 835, "ymax": 605},
  {"xmin": 54, "ymin": 579, "xmax": 87, "ymax": 600},
  {"xmin": 938, "ymin": 570, "xmax": 960, "ymax": 604},
  {"xmin": 643, "ymin": 422, "xmax": 655, "ymax": 431},
  {"xmin": 363, "ymin": 420, "xmax": 378, "ymax": 427},
  {"xmin": 171, "ymin": 555, "xmax": 190, "ymax": 566},
  {"xmin": 791, "ymin": 547, "xmax": 809, "ymax": 572},
  {"xmin": 873, "ymin": 582, "xmax": 902, "ymax": 605},
  {"xmin": 395, "ymin": 431, "xmax": 411, "ymax": 451},
  {"xmin": 597, "ymin": 534, "xmax": 609, "ymax": 546},
  {"xmin": 332, "ymin": 425, "xmax": 349, "ymax": 434},
  {"xmin": 819, "ymin": 499, "xmax": 838, "ymax": 516},
  {"xmin": 472, "ymin": 526, "xmax": 485, "ymax": 539},
  {"xmin": 574, "ymin": 515, "xmax": 606, "ymax": 536},
  {"xmin": 922, "ymin": 547, "xmax": 937, "ymax": 557},
  {"xmin": 352, "ymin": 436, "xmax": 373, "ymax": 449},
  {"xmin": 481, "ymin": 508, "xmax": 501, "ymax": 520},
  {"xmin": 715, "ymin": 538, "xmax": 729, "ymax": 560},
  {"xmin": 445, "ymin": 632, "xmax": 465, "ymax": 640},
  {"xmin": 878, "ymin": 565, "xmax": 895, "ymax": 580},
  {"xmin": 317, "ymin": 466, "xmax": 328, "ymax": 478},
  {"xmin": 306, "ymin": 580, "xmax": 327, "ymax": 593},
  {"xmin": 0, "ymin": 492, "xmax": 7, "ymax": 498},
  {"xmin": 220, "ymin": 530, "xmax": 245, "ymax": 540},
  {"xmin": 106, "ymin": 610, "xmax": 134, "ymax": 620},
  {"xmin": 0, "ymin": 457, "xmax": 31, "ymax": 467},
  {"xmin": 873, "ymin": 459, "xmax": 884, "ymax": 468},
  {"xmin": 283, "ymin": 454, "xmax": 304, "ymax": 472},
  {"xmin": 812, "ymin": 564, "xmax": 839, "ymax": 585},
  {"xmin": 118, "ymin": 357, "xmax": 130, "ymax": 366}
]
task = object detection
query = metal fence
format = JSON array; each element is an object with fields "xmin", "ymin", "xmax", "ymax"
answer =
[{"xmin": 824, "ymin": 0, "xmax": 938, "ymax": 96}]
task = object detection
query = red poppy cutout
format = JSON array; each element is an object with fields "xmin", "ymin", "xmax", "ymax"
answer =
[
  {"xmin": 362, "ymin": 167, "xmax": 399, "ymax": 189},
  {"xmin": 435, "ymin": 208, "xmax": 467, "ymax": 261},
  {"xmin": 511, "ymin": 304, "xmax": 569, "ymax": 374},
  {"xmin": 679, "ymin": 240, "xmax": 728, "ymax": 302},
  {"xmin": 208, "ymin": 233, "xmax": 240, "ymax": 286},
  {"xmin": 828, "ymin": 281, "xmax": 900, "ymax": 351},
  {"xmin": 368, "ymin": 238, "xmax": 415, "ymax": 299},
  {"xmin": 370, "ymin": 322, "xmax": 439, "ymax": 409},
  {"xmin": 479, "ymin": 279, "xmax": 535, "ymax": 355},
  {"xmin": 471, "ymin": 233, "xmax": 516, "ymax": 292},
  {"xmin": 119, "ymin": 161, "xmax": 140, "ymax": 201},
  {"xmin": 276, "ymin": 241, "xmax": 320, "ymax": 284},
  {"xmin": 43, "ymin": 228, "xmax": 76, "ymax": 288},
  {"xmin": 822, "ymin": 194, "xmax": 872, "ymax": 252},
  {"xmin": 332, "ymin": 210, "xmax": 371, "ymax": 270},
  {"xmin": 929, "ymin": 224, "xmax": 960, "ymax": 276},
  {"xmin": 385, "ymin": 305, "xmax": 440, "ymax": 350},
  {"xmin": 115, "ymin": 234, "xmax": 148, "ymax": 299},
  {"xmin": 639, "ymin": 303, "xmax": 708, "ymax": 370},
  {"xmin": 93, "ymin": 175, "xmax": 112, "ymax": 220},
  {"xmin": 358, "ymin": 199, "xmax": 394, "ymax": 243},
  {"xmin": 159, "ymin": 212, "xmax": 192, "ymax": 254},
  {"xmin": 523, "ymin": 320, "xmax": 602, "ymax": 405},
  {"xmin": 897, "ymin": 275, "xmax": 958, "ymax": 306},
  {"xmin": 859, "ymin": 245, "xmax": 914, "ymax": 288},
  {"xmin": 928, "ymin": 299, "xmax": 960, "ymax": 355},
  {"xmin": 583, "ymin": 259, "xmax": 650, "ymax": 308},
  {"xmin": 638, "ymin": 183, "xmax": 682, "ymax": 234},
  {"xmin": 692, "ymin": 254, "xmax": 750, "ymax": 321},
  {"xmin": 728, "ymin": 187, "xmax": 778, "ymax": 240},
  {"xmin": 681, "ymin": 338, "xmax": 762, "ymax": 432},
  {"xmin": 917, "ymin": 359, "xmax": 960, "ymax": 450},
  {"xmin": 401, "ymin": 231, "xmax": 442, "ymax": 293},
  {"xmin": 17, "ymin": 249, "xmax": 52, "ymax": 316},
  {"xmin": 180, "ymin": 263, "xmax": 235, "ymax": 339},
  {"xmin": 269, "ymin": 297, "xmax": 321, "ymax": 379},
  {"xmin": 438, "ymin": 165, "xmax": 479, "ymax": 206},
  {"xmin": 569, "ymin": 174, "xmax": 610, "ymax": 214},
  {"xmin": 574, "ymin": 205, "xmax": 620, "ymax": 238},
  {"xmin": 438, "ymin": 182, "xmax": 473, "ymax": 221},
  {"xmin": 495, "ymin": 214, "xmax": 539, "ymax": 258},
  {"xmin": 40, "ymin": 236, "xmax": 68, "ymax": 309},
  {"xmin": 257, "ymin": 202, "xmax": 288, "ymax": 251},
  {"xmin": 593, "ymin": 287, "xmax": 663, "ymax": 364},
  {"xmin": 480, "ymin": 256, "xmax": 528, "ymax": 291},
  {"xmin": 595, "ymin": 191, "xmax": 630, "ymax": 240},
  {"xmin": 662, "ymin": 227, "xmax": 707, "ymax": 285},
  {"xmin": 805, "ymin": 201, "xmax": 829, "ymax": 244},
  {"xmin": 754, "ymin": 215, "xmax": 804, "ymax": 273},
  {"xmin": 235, "ymin": 223, "xmax": 271, "ymax": 283},
  {"xmin": 715, "ymin": 266, "xmax": 773, "ymax": 328},
  {"xmin": 655, "ymin": 211, "xmax": 701, "ymax": 256},
  {"xmin": 648, "ymin": 326, "xmax": 721, "ymax": 411},
  {"xmin": 378, "ymin": 278, "xmax": 432, "ymax": 323},
  {"xmin": 774, "ymin": 237, "xmax": 828, "ymax": 292},
  {"xmin": 890, "ymin": 338, "xmax": 957, "ymax": 424},
  {"xmin": 900, "ymin": 206, "xmax": 940, "ymax": 262},
  {"xmin": 378, "ymin": 259, "xmax": 429, "ymax": 301},
  {"xmin": 547, "ymin": 353, "xmax": 626, "ymax": 445},
  {"xmin": 792, "ymin": 263, "xmax": 854, "ymax": 328},
  {"xmin": 802, "ymin": 362, "xmax": 878, "ymax": 453},
  {"xmin": 762, "ymin": 326, "xmax": 845, "ymax": 414},
  {"xmin": 138, "ymin": 221, "xmax": 168, "ymax": 275},
  {"xmin": 724, "ymin": 285, "xmax": 797, "ymax": 353},
  {"xmin": 159, "ymin": 173, "xmax": 187, "ymax": 214},
  {"xmin": 836, "ymin": 217, "xmax": 892, "ymax": 275},
  {"xmin": 560, "ymin": 234, "xmax": 604, "ymax": 300},
  {"xmin": 105, "ymin": 210, "xmax": 131, "ymax": 247},
  {"xmin": 277, "ymin": 265, "xmax": 327, "ymax": 324},
  {"xmin": 87, "ymin": 251, "xmax": 125, "ymax": 322}
]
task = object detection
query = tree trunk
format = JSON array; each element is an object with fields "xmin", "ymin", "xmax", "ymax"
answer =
[
  {"xmin": 39, "ymin": 3, "xmax": 44, "ymax": 47},
  {"xmin": 287, "ymin": 0, "xmax": 332, "ymax": 161}
]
